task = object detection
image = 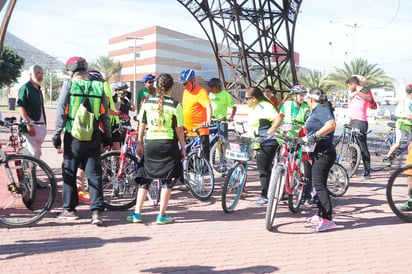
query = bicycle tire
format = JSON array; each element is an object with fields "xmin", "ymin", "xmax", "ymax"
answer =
[
  {"xmin": 222, "ymin": 162, "xmax": 247, "ymax": 213},
  {"xmin": 288, "ymin": 159, "xmax": 306, "ymax": 213},
  {"xmin": 0, "ymin": 154, "xmax": 57, "ymax": 228},
  {"xmin": 184, "ymin": 152, "xmax": 214, "ymax": 200},
  {"xmin": 265, "ymin": 165, "xmax": 286, "ymax": 231},
  {"xmin": 386, "ymin": 165, "xmax": 412, "ymax": 222},
  {"xmin": 370, "ymin": 138, "xmax": 390, "ymax": 171},
  {"xmin": 210, "ymin": 139, "xmax": 228, "ymax": 178},
  {"xmin": 147, "ymin": 179, "xmax": 161, "ymax": 206},
  {"xmin": 327, "ymin": 163, "xmax": 349, "ymax": 197},
  {"xmin": 101, "ymin": 151, "xmax": 139, "ymax": 211},
  {"xmin": 336, "ymin": 143, "xmax": 361, "ymax": 178}
]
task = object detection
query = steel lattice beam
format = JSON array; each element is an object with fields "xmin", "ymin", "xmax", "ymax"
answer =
[{"xmin": 177, "ymin": 0, "xmax": 303, "ymax": 97}]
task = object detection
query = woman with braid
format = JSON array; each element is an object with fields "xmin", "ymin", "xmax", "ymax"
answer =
[{"xmin": 126, "ymin": 73, "xmax": 185, "ymax": 225}]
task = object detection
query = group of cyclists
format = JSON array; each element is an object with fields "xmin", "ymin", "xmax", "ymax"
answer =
[{"xmin": 47, "ymin": 58, "xmax": 412, "ymax": 227}]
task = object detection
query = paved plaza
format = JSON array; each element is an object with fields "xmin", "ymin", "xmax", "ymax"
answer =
[{"xmin": 0, "ymin": 107, "xmax": 412, "ymax": 273}]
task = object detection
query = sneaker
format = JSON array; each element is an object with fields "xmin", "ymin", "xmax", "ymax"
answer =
[
  {"xmin": 252, "ymin": 197, "xmax": 268, "ymax": 206},
  {"xmin": 78, "ymin": 191, "xmax": 90, "ymax": 204},
  {"xmin": 306, "ymin": 214, "xmax": 322, "ymax": 225},
  {"xmin": 399, "ymin": 201, "xmax": 412, "ymax": 212},
  {"xmin": 156, "ymin": 214, "xmax": 174, "ymax": 225},
  {"xmin": 126, "ymin": 212, "xmax": 142, "ymax": 223},
  {"xmin": 57, "ymin": 209, "xmax": 79, "ymax": 220},
  {"xmin": 91, "ymin": 211, "xmax": 103, "ymax": 225},
  {"xmin": 315, "ymin": 218, "xmax": 336, "ymax": 232},
  {"xmin": 382, "ymin": 157, "xmax": 392, "ymax": 167},
  {"xmin": 363, "ymin": 171, "xmax": 371, "ymax": 179}
]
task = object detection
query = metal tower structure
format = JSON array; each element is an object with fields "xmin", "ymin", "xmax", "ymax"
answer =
[
  {"xmin": 1, "ymin": 0, "xmax": 303, "ymax": 97},
  {"xmin": 177, "ymin": 0, "xmax": 303, "ymax": 97}
]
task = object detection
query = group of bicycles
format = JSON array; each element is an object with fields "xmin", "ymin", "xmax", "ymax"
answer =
[{"xmin": 2, "ymin": 114, "xmax": 412, "ymax": 229}]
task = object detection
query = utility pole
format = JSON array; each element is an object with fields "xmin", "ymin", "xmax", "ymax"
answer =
[
  {"xmin": 46, "ymin": 56, "xmax": 56, "ymax": 106},
  {"xmin": 126, "ymin": 36, "xmax": 143, "ymax": 104},
  {"xmin": 345, "ymin": 23, "xmax": 358, "ymax": 60}
]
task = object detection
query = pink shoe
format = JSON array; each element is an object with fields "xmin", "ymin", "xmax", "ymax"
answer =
[
  {"xmin": 315, "ymin": 218, "xmax": 336, "ymax": 232},
  {"xmin": 306, "ymin": 214, "xmax": 322, "ymax": 225}
]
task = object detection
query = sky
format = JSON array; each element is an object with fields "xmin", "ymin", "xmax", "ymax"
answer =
[{"xmin": 3, "ymin": 0, "xmax": 411, "ymax": 86}]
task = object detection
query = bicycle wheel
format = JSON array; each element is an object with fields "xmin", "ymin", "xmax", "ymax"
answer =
[
  {"xmin": 336, "ymin": 143, "xmax": 361, "ymax": 178},
  {"xmin": 288, "ymin": 159, "xmax": 306, "ymax": 213},
  {"xmin": 147, "ymin": 179, "xmax": 161, "ymax": 206},
  {"xmin": 222, "ymin": 162, "xmax": 246, "ymax": 213},
  {"xmin": 387, "ymin": 165, "xmax": 412, "ymax": 222},
  {"xmin": 101, "ymin": 151, "xmax": 139, "ymax": 210},
  {"xmin": 265, "ymin": 165, "xmax": 286, "ymax": 231},
  {"xmin": 210, "ymin": 139, "xmax": 229, "ymax": 178},
  {"xmin": 327, "ymin": 163, "xmax": 349, "ymax": 197},
  {"xmin": 0, "ymin": 154, "xmax": 57, "ymax": 228},
  {"xmin": 184, "ymin": 152, "xmax": 214, "ymax": 200},
  {"xmin": 370, "ymin": 138, "xmax": 390, "ymax": 171}
]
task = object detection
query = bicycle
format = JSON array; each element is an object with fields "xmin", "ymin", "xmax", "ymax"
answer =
[
  {"xmin": 101, "ymin": 124, "xmax": 141, "ymax": 211},
  {"xmin": 334, "ymin": 124, "xmax": 362, "ymax": 177},
  {"xmin": 265, "ymin": 131, "xmax": 349, "ymax": 231},
  {"xmin": 370, "ymin": 121, "xmax": 411, "ymax": 169},
  {"xmin": 209, "ymin": 118, "xmax": 250, "ymax": 177},
  {"xmin": 182, "ymin": 126, "xmax": 215, "ymax": 200},
  {"xmin": 386, "ymin": 164, "xmax": 412, "ymax": 222},
  {"xmin": 221, "ymin": 136, "xmax": 251, "ymax": 213},
  {"xmin": 0, "ymin": 119, "xmax": 57, "ymax": 228}
]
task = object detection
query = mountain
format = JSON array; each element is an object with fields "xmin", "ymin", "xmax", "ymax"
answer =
[{"xmin": 4, "ymin": 32, "xmax": 64, "ymax": 71}]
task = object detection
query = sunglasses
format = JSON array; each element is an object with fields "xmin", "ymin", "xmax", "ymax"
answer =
[
  {"xmin": 183, "ymin": 81, "xmax": 191, "ymax": 86},
  {"xmin": 147, "ymin": 81, "xmax": 154, "ymax": 84},
  {"xmin": 245, "ymin": 96, "xmax": 254, "ymax": 101}
]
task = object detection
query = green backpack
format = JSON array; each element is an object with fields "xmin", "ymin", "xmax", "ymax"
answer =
[{"xmin": 70, "ymin": 81, "xmax": 97, "ymax": 141}]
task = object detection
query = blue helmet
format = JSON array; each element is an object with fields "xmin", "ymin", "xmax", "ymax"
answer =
[{"xmin": 179, "ymin": 69, "xmax": 195, "ymax": 83}]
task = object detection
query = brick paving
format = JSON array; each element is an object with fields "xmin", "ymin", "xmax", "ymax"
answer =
[{"xmin": 0, "ymin": 107, "xmax": 412, "ymax": 273}]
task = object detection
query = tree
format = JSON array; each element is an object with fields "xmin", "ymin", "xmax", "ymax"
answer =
[
  {"xmin": 0, "ymin": 46, "xmax": 24, "ymax": 89},
  {"xmin": 89, "ymin": 55, "xmax": 122, "ymax": 81},
  {"xmin": 298, "ymin": 69, "xmax": 328, "ymax": 90},
  {"xmin": 325, "ymin": 58, "xmax": 394, "ymax": 90}
]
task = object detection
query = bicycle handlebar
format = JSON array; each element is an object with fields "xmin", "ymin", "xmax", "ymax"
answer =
[{"xmin": 0, "ymin": 118, "xmax": 44, "ymax": 128}]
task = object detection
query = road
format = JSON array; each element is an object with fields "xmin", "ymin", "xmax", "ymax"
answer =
[{"xmin": 0, "ymin": 106, "xmax": 411, "ymax": 273}]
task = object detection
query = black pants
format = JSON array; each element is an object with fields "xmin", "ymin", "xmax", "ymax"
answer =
[
  {"xmin": 200, "ymin": 134, "xmax": 210, "ymax": 161},
  {"xmin": 62, "ymin": 132, "xmax": 103, "ymax": 212},
  {"xmin": 256, "ymin": 145, "xmax": 278, "ymax": 198},
  {"xmin": 349, "ymin": 119, "xmax": 371, "ymax": 172},
  {"xmin": 311, "ymin": 150, "xmax": 336, "ymax": 220}
]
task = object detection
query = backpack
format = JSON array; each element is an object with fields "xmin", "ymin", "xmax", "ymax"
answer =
[{"xmin": 70, "ymin": 81, "xmax": 99, "ymax": 141}]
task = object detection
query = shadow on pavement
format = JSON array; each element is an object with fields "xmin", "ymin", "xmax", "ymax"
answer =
[{"xmin": 142, "ymin": 265, "xmax": 278, "ymax": 273}]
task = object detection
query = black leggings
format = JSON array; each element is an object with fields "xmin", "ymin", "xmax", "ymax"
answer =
[
  {"xmin": 311, "ymin": 150, "xmax": 336, "ymax": 220},
  {"xmin": 349, "ymin": 119, "xmax": 370, "ymax": 172},
  {"xmin": 256, "ymin": 145, "xmax": 278, "ymax": 198}
]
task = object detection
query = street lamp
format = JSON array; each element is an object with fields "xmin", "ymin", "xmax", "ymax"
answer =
[{"xmin": 126, "ymin": 36, "xmax": 143, "ymax": 103}]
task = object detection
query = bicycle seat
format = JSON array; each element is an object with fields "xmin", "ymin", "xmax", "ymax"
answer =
[
  {"xmin": 4, "ymin": 117, "xmax": 16, "ymax": 123},
  {"xmin": 388, "ymin": 122, "xmax": 396, "ymax": 129}
]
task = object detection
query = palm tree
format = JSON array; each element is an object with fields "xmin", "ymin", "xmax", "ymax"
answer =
[
  {"xmin": 89, "ymin": 55, "xmax": 122, "ymax": 81},
  {"xmin": 298, "ymin": 69, "xmax": 328, "ymax": 90},
  {"xmin": 325, "ymin": 58, "xmax": 394, "ymax": 90}
]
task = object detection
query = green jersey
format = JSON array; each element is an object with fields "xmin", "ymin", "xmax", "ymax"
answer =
[
  {"xmin": 209, "ymin": 90, "xmax": 235, "ymax": 120},
  {"xmin": 139, "ymin": 95, "xmax": 184, "ymax": 140}
]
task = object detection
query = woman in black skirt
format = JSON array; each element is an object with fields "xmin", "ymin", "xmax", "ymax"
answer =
[{"xmin": 126, "ymin": 73, "xmax": 185, "ymax": 225}]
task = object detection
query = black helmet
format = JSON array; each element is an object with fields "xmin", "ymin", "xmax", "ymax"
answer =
[
  {"xmin": 207, "ymin": 78, "xmax": 222, "ymax": 87},
  {"xmin": 114, "ymin": 82, "xmax": 129, "ymax": 91},
  {"xmin": 87, "ymin": 70, "xmax": 103, "ymax": 81},
  {"xmin": 66, "ymin": 56, "xmax": 88, "ymax": 72}
]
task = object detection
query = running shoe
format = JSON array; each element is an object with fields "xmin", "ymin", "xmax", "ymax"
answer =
[
  {"xmin": 382, "ymin": 157, "xmax": 392, "ymax": 167},
  {"xmin": 315, "ymin": 218, "xmax": 336, "ymax": 232},
  {"xmin": 57, "ymin": 209, "xmax": 79, "ymax": 220},
  {"xmin": 91, "ymin": 211, "xmax": 103, "ymax": 226},
  {"xmin": 78, "ymin": 191, "xmax": 90, "ymax": 204},
  {"xmin": 252, "ymin": 197, "xmax": 268, "ymax": 206},
  {"xmin": 156, "ymin": 214, "xmax": 174, "ymax": 225},
  {"xmin": 306, "ymin": 214, "xmax": 322, "ymax": 225},
  {"xmin": 399, "ymin": 201, "xmax": 412, "ymax": 212},
  {"xmin": 126, "ymin": 212, "xmax": 142, "ymax": 223}
]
